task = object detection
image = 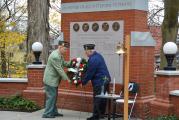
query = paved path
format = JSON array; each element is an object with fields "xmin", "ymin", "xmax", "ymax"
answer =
[
  {"xmin": 0, "ymin": 109, "xmax": 140, "ymax": 120},
  {"xmin": 0, "ymin": 109, "xmax": 92, "ymax": 120}
]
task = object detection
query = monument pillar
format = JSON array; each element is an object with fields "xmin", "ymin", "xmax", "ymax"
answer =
[
  {"xmin": 61, "ymin": 0, "xmax": 156, "ymax": 118},
  {"xmin": 150, "ymin": 71, "xmax": 179, "ymax": 117},
  {"xmin": 23, "ymin": 65, "xmax": 46, "ymax": 107}
]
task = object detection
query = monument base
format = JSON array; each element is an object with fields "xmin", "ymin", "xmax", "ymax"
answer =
[{"xmin": 150, "ymin": 99, "xmax": 173, "ymax": 118}]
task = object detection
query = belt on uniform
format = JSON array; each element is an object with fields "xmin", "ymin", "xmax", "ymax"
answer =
[{"xmin": 102, "ymin": 76, "xmax": 109, "ymax": 81}]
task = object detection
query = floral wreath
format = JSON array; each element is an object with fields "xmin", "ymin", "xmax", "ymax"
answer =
[{"xmin": 67, "ymin": 58, "xmax": 87, "ymax": 87}]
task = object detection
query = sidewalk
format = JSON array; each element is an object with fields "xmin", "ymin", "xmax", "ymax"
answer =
[
  {"xmin": 0, "ymin": 109, "xmax": 140, "ymax": 120},
  {"xmin": 0, "ymin": 109, "xmax": 91, "ymax": 120}
]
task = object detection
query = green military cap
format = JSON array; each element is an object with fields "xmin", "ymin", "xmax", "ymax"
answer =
[{"xmin": 58, "ymin": 40, "xmax": 70, "ymax": 48}]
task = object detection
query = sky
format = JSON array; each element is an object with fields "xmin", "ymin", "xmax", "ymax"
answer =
[{"xmin": 148, "ymin": 0, "xmax": 164, "ymax": 25}]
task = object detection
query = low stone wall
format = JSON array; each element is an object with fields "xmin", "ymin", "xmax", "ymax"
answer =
[
  {"xmin": 170, "ymin": 90, "xmax": 179, "ymax": 117},
  {"xmin": 0, "ymin": 78, "xmax": 27, "ymax": 96}
]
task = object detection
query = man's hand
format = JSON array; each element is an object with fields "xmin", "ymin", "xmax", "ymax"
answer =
[
  {"xmin": 77, "ymin": 80, "xmax": 82, "ymax": 85},
  {"xmin": 67, "ymin": 79, "xmax": 72, "ymax": 84}
]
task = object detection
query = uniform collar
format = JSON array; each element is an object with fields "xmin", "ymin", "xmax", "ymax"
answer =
[
  {"xmin": 89, "ymin": 51, "xmax": 97, "ymax": 57},
  {"xmin": 56, "ymin": 49, "xmax": 62, "ymax": 58}
]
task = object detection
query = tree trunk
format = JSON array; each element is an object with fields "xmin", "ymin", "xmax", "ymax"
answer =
[
  {"xmin": 1, "ymin": 47, "xmax": 7, "ymax": 78},
  {"xmin": 27, "ymin": 0, "xmax": 50, "ymax": 64},
  {"xmin": 160, "ymin": 0, "xmax": 179, "ymax": 69}
]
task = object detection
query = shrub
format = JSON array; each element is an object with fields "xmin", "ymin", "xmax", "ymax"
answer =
[
  {"xmin": 0, "ymin": 95, "xmax": 41, "ymax": 112},
  {"xmin": 147, "ymin": 115, "xmax": 179, "ymax": 120},
  {"xmin": 149, "ymin": 115, "xmax": 179, "ymax": 120}
]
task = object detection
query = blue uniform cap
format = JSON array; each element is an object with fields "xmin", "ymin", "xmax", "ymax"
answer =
[{"xmin": 83, "ymin": 44, "xmax": 95, "ymax": 50}]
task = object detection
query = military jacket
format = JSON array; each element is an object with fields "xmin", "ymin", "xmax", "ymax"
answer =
[
  {"xmin": 43, "ymin": 50, "xmax": 70, "ymax": 87},
  {"xmin": 82, "ymin": 51, "xmax": 111, "ymax": 87}
]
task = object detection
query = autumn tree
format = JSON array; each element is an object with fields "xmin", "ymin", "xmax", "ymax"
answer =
[
  {"xmin": 0, "ymin": 0, "xmax": 26, "ymax": 77},
  {"xmin": 0, "ymin": 20, "xmax": 26, "ymax": 77},
  {"xmin": 49, "ymin": 0, "xmax": 61, "ymax": 37}
]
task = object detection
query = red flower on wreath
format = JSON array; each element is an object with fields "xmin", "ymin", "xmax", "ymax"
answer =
[{"xmin": 71, "ymin": 58, "xmax": 77, "ymax": 67}]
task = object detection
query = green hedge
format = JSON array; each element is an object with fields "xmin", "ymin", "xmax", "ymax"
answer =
[
  {"xmin": 156, "ymin": 116, "xmax": 179, "ymax": 120},
  {"xmin": 0, "ymin": 95, "xmax": 41, "ymax": 112},
  {"xmin": 149, "ymin": 115, "xmax": 179, "ymax": 120}
]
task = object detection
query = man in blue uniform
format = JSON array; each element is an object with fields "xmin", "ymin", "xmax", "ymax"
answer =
[{"xmin": 81, "ymin": 44, "xmax": 111, "ymax": 120}]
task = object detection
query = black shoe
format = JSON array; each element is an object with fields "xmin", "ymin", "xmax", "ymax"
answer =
[
  {"xmin": 42, "ymin": 114, "xmax": 55, "ymax": 118},
  {"xmin": 54, "ymin": 113, "xmax": 63, "ymax": 117},
  {"xmin": 100, "ymin": 113, "xmax": 107, "ymax": 119},
  {"xmin": 86, "ymin": 116, "xmax": 99, "ymax": 120},
  {"xmin": 99, "ymin": 115, "xmax": 105, "ymax": 119}
]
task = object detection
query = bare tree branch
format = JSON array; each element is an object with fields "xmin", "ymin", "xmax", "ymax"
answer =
[
  {"xmin": 4, "ymin": 0, "xmax": 14, "ymax": 21},
  {"xmin": 49, "ymin": 24, "xmax": 60, "ymax": 36},
  {"xmin": 13, "ymin": 8, "xmax": 27, "ymax": 23},
  {"xmin": 9, "ymin": 6, "xmax": 26, "ymax": 22},
  {"xmin": 148, "ymin": 0, "xmax": 164, "ymax": 26}
]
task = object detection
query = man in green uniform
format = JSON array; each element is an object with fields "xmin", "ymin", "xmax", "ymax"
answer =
[{"xmin": 42, "ymin": 40, "xmax": 71, "ymax": 118}]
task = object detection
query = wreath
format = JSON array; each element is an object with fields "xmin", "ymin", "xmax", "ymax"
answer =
[{"xmin": 67, "ymin": 58, "xmax": 87, "ymax": 87}]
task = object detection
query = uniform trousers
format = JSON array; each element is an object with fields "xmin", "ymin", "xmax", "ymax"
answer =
[
  {"xmin": 43, "ymin": 84, "xmax": 59, "ymax": 117},
  {"xmin": 93, "ymin": 82, "xmax": 109, "ymax": 117}
]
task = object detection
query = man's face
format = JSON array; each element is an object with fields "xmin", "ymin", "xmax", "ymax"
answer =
[
  {"xmin": 85, "ymin": 50, "xmax": 92, "ymax": 57},
  {"xmin": 58, "ymin": 45, "xmax": 67, "ymax": 54}
]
